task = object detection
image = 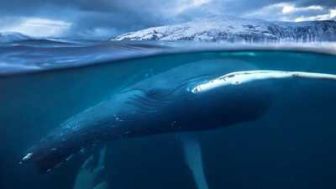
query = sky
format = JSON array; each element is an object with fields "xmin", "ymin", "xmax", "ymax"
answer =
[{"xmin": 0, "ymin": 0, "xmax": 335, "ymax": 39}]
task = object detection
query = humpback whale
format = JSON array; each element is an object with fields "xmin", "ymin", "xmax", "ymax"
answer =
[{"xmin": 21, "ymin": 62, "xmax": 336, "ymax": 176}]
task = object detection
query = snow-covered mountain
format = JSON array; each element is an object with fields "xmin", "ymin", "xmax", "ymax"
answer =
[
  {"xmin": 114, "ymin": 17, "xmax": 336, "ymax": 43},
  {"xmin": 0, "ymin": 32, "xmax": 31, "ymax": 43}
]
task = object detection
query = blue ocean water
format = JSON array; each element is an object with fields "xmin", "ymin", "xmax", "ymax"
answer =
[{"xmin": 1, "ymin": 39, "xmax": 336, "ymax": 189}]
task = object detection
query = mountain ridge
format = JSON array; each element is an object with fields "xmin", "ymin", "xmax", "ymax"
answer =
[{"xmin": 113, "ymin": 18, "xmax": 336, "ymax": 43}]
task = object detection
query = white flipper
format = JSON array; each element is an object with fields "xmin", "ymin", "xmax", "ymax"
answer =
[
  {"xmin": 179, "ymin": 134, "xmax": 209, "ymax": 189},
  {"xmin": 192, "ymin": 70, "xmax": 336, "ymax": 93}
]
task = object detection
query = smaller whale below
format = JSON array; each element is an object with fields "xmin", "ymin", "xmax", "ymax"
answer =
[{"xmin": 21, "ymin": 62, "xmax": 336, "ymax": 174}]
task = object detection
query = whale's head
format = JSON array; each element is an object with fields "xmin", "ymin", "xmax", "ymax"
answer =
[
  {"xmin": 20, "ymin": 126, "xmax": 88, "ymax": 172},
  {"xmin": 20, "ymin": 101, "xmax": 121, "ymax": 173}
]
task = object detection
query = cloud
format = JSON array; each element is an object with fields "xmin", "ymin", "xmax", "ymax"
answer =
[
  {"xmin": 0, "ymin": 0, "xmax": 335, "ymax": 38},
  {"xmin": 294, "ymin": 8, "xmax": 336, "ymax": 22},
  {"xmin": 174, "ymin": 0, "xmax": 212, "ymax": 15},
  {"xmin": 281, "ymin": 4, "xmax": 324, "ymax": 14},
  {"xmin": 0, "ymin": 17, "xmax": 72, "ymax": 37},
  {"xmin": 245, "ymin": 2, "xmax": 335, "ymax": 22},
  {"xmin": 298, "ymin": 0, "xmax": 336, "ymax": 8}
]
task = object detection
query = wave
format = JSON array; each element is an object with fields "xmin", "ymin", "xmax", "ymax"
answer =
[{"xmin": 0, "ymin": 40, "xmax": 336, "ymax": 76}]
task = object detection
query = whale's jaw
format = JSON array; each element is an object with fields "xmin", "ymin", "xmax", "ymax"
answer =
[{"xmin": 20, "ymin": 133, "xmax": 84, "ymax": 172}]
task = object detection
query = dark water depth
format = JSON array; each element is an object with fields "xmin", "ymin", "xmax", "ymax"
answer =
[{"xmin": 1, "ymin": 41, "xmax": 336, "ymax": 189}]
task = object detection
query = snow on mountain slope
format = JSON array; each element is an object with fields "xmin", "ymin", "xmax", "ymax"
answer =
[{"xmin": 114, "ymin": 17, "xmax": 336, "ymax": 43}]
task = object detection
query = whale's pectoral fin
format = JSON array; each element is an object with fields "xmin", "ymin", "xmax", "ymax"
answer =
[
  {"xmin": 74, "ymin": 147, "xmax": 107, "ymax": 189},
  {"xmin": 178, "ymin": 134, "xmax": 209, "ymax": 189},
  {"xmin": 192, "ymin": 70, "xmax": 336, "ymax": 93},
  {"xmin": 83, "ymin": 147, "xmax": 106, "ymax": 172}
]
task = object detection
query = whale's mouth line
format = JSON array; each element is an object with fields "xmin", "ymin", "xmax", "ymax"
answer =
[{"xmin": 191, "ymin": 70, "xmax": 336, "ymax": 93}]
